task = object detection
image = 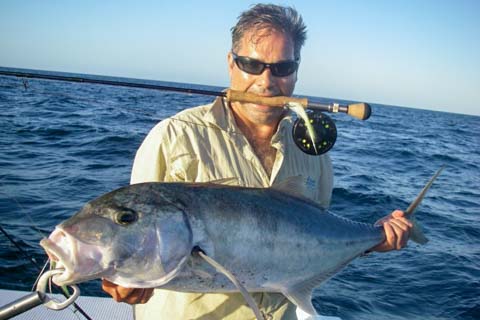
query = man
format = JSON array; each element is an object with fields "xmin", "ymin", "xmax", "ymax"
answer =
[{"xmin": 103, "ymin": 4, "xmax": 412, "ymax": 319}]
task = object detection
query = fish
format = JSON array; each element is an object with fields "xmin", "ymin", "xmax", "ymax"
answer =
[{"xmin": 40, "ymin": 167, "xmax": 443, "ymax": 315}]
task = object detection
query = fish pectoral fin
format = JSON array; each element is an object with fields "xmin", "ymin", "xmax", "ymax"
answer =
[
  {"xmin": 282, "ymin": 285, "xmax": 317, "ymax": 316},
  {"xmin": 282, "ymin": 268, "xmax": 347, "ymax": 316}
]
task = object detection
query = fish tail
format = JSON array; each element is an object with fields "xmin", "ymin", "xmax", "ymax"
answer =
[
  {"xmin": 406, "ymin": 166, "xmax": 444, "ymax": 245},
  {"xmin": 409, "ymin": 216, "xmax": 428, "ymax": 245}
]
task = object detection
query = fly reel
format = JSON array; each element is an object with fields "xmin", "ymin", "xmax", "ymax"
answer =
[{"xmin": 292, "ymin": 110, "xmax": 337, "ymax": 155}]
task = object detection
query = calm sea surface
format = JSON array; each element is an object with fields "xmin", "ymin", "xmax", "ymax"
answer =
[{"xmin": 0, "ymin": 72, "xmax": 479, "ymax": 320}]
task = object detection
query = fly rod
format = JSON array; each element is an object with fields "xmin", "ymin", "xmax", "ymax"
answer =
[{"xmin": 0, "ymin": 67, "xmax": 371, "ymax": 120}]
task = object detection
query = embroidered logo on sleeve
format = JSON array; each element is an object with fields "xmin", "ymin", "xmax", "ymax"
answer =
[{"xmin": 305, "ymin": 176, "xmax": 316, "ymax": 190}]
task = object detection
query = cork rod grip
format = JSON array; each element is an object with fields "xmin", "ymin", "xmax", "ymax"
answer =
[
  {"xmin": 226, "ymin": 89, "xmax": 308, "ymax": 107},
  {"xmin": 348, "ymin": 103, "xmax": 372, "ymax": 120}
]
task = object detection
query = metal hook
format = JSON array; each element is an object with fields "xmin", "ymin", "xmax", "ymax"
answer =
[{"xmin": 36, "ymin": 269, "xmax": 80, "ymax": 310}]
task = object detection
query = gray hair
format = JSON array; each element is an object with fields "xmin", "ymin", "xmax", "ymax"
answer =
[{"xmin": 231, "ymin": 4, "xmax": 307, "ymax": 60}]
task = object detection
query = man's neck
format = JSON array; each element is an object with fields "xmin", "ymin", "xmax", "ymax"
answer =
[{"xmin": 231, "ymin": 106, "xmax": 282, "ymax": 178}]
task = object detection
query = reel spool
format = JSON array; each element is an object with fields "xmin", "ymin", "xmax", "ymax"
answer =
[{"xmin": 292, "ymin": 110, "xmax": 337, "ymax": 155}]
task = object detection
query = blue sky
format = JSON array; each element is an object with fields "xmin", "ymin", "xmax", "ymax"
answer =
[{"xmin": 1, "ymin": 1, "xmax": 479, "ymax": 116}]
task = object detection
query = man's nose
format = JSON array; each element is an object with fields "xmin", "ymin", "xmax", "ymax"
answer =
[{"xmin": 257, "ymin": 66, "xmax": 276, "ymax": 87}]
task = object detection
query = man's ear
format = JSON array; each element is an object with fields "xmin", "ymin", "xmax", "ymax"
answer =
[{"xmin": 227, "ymin": 52, "xmax": 235, "ymax": 77}]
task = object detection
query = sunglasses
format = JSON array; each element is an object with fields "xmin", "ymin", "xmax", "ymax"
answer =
[{"xmin": 232, "ymin": 52, "xmax": 299, "ymax": 77}]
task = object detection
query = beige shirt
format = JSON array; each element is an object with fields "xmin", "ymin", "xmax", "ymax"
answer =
[{"xmin": 132, "ymin": 97, "xmax": 333, "ymax": 320}]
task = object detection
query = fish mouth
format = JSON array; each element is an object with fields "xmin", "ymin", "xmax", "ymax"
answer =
[
  {"xmin": 40, "ymin": 236, "xmax": 76, "ymax": 285},
  {"xmin": 40, "ymin": 227, "xmax": 108, "ymax": 286}
]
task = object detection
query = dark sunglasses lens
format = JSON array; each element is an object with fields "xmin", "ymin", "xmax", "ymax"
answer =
[
  {"xmin": 235, "ymin": 57, "xmax": 264, "ymax": 75},
  {"xmin": 271, "ymin": 61, "xmax": 297, "ymax": 77}
]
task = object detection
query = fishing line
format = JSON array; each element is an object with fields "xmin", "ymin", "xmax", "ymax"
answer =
[
  {"xmin": 192, "ymin": 246, "xmax": 264, "ymax": 320},
  {"xmin": 32, "ymin": 260, "xmax": 49, "ymax": 291},
  {"xmin": 0, "ymin": 224, "xmax": 42, "ymax": 270},
  {"xmin": 0, "ymin": 225, "xmax": 93, "ymax": 319},
  {"xmin": 0, "ymin": 185, "xmax": 49, "ymax": 268},
  {"xmin": 0, "ymin": 186, "xmax": 54, "ymax": 290},
  {"xmin": 0, "ymin": 189, "xmax": 47, "ymax": 238},
  {"xmin": 0, "ymin": 221, "xmax": 49, "ymax": 292},
  {"xmin": 0, "ymin": 186, "xmax": 46, "ymax": 271},
  {"xmin": 0, "ymin": 187, "xmax": 94, "ymax": 320}
]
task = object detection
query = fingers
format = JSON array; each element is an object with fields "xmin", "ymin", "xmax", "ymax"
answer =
[
  {"xmin": 102, "ymin": 279, "xmax": 118, "ymax": 297},
  {"xmin": 372, "ymin": 210, "xmax": 413, "ymax": 252},
  {"xmin": 383, "ymin": 222, "xmax": 398, "ymax": 250},
  {"xmin": 391, "ymin": 209, "xmax": 406, "ymax": 219},
  {"xmin": 136, "ymin": 288, "xmax": 154, "ymax": 304},
  {"xmin": 387, "ymin": 218, "xmax": 411, "ymax": 249},
  {"xmin": 102, "ymin": 279, "xmax": 130, "ymax": 302},
  {"xmin": 101, "ymin": 279, "xmax": 154, "ymax": 304},
  {"xmin": 375, "ymin": 210, "xmax": 407, "ymax": 226}
]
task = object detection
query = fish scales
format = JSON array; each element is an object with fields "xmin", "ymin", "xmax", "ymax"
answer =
[{"xmin": 160, "ymin": 183, "xmax": 383, "ymax": 292}]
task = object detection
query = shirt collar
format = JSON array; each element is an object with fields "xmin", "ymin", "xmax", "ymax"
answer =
[
  {"xmin": 203, "ymin": 97, "xmax": 239, "ymax": 134},
  {"xmin": 203, "ymin": 96, "xmax": 294, "ymax": 144},
  {"xmin": 271, "ymin": 111, "xmax": 293, "ymax": 152}
]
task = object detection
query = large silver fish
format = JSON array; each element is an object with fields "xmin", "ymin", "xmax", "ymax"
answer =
[{"xmin": 40, "ymin": 168, "xmax": 442, "ymax": 315}]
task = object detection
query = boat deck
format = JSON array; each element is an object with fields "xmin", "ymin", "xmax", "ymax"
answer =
[
  {"xmin": 0, "ymin": 289, "xmax": 133, "ymax": 320},
  {"xmin": 0, "ymin": 289, "xmax": 342, "ymax": 320}
]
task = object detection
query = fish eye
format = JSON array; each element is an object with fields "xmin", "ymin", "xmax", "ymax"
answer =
[{"xmin": 114, "ymin": 208, "xmax": 138, "ymax": 225}]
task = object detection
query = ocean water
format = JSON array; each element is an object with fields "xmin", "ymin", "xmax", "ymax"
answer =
[{"xmin": 0, "ymin": 72, "xmax": 479, "ymax": 320}]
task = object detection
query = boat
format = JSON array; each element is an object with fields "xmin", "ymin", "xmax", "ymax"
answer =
[{"xmin": 0, "ymin": 288, "xmax": 341, "ymax": 320}]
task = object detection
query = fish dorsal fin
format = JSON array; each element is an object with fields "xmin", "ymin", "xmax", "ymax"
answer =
[
  {"xmin": 271, "ymin": 176, "xmax": 308, "ymax": 199},
  {"xmin": 188, "ymin": 178, "xmax": 239, "ymax": 187},
  {"xmin": 207, "ymin": 177, "xmax": 239, "ymax": 186}
]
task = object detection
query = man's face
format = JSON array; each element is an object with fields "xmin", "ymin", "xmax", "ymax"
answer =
[{"xmin": 228, "ymin": 28, "xmax": 298, "ymax": 126}]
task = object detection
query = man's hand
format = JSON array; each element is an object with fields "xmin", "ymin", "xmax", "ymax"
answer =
[
  {"xmin": 371, "ymin": 210, "xmax": 413, "ymax": 252},
  {"xmin": 102, "ymin": 279, "xmax": 154, "ymax": 304}
]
